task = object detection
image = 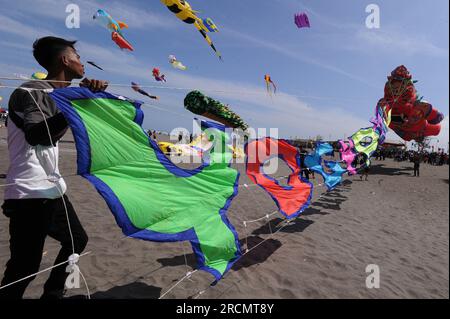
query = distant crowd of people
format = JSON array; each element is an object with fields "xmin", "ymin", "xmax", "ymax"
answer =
[
  {"xmin": 374, "ymin": 148, "xmax": 449, "ymax": 166},
  {"xmin": 147, "ymin": 130, "xmax": 158, "ymax": 140},
  {"xmin": 373, "ymin": 147, "xmax": 449, "ymax": 178},
  {"xmin": 296, "ymin": 144, "xmax": 449, "ymax": 182},
  {"xmin": 146, "ymin": 130, "xmax": 196, "ymax": 144}
]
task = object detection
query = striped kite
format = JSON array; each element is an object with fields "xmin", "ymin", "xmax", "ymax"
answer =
[{"xmin": 160, "ymin": 0, "xmax": 222, "ymax": 59}]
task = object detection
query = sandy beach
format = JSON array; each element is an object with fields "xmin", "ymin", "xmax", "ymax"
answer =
[{"xmin": 0, "ymin": 126, "xmax": 448, "ymax": 299}]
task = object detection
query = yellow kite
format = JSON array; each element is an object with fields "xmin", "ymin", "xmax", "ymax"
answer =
[{"xmin": 161, "ymin": 0, "xmax": 222, "ymax": 59}]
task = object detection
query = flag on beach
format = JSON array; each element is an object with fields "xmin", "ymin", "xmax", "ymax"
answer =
[{"xmin": 49, "ymin": 87, "xmax": 241, "ymax": 282}]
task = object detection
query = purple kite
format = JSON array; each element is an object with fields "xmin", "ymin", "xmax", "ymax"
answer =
[{"xmin": 294, "ymin": 12, "xmax": 310, "ymax": 28}]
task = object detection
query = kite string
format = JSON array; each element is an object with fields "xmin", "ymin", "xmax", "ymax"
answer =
[
  {"xmin": 238, "ymin": 175, "xmax": 289, "ymax": 189},
  {"xmin": 251, "ymin": 163, "xmax": 366, "ymax": 218},
  {"xmin": 179, "ymin": 241, "xmax": 192, "ymax": 277},
  {"xmin": 0, "ymin": 87, "xmax": 86, "ymax": 296},
  {"xmin": 159, "ymin": 270, "xmax": 198, "ymax": 299},
  {"xmin": 90, "ymin": 171, "xmax": 352, "ymax": 298},
  {"xmin": 191, "ymin": 213, "xmax": 293, "ymax": 299},
  {"xmin": 194, "ymin": 176, "xmax": 355, "ymax": 299},
  {"xmin": 77, "ymin": 267, "xmax": 91, "ymax": 299},
  {"xmin": 0, "ymin": 172, "xmax": 89, "ymax": 298},
  {"xmin": 0, "ymin": 77, "xmax": 370, "ymax": 102},
  {"xmin": 24, "ymin": 88, "xmax": 76, "ymax": 257},
  {"xmin": 0, "ymin": 84, "xmax": 196, "ymax": 121},
  {"xmin": 187, "ymin": 169, "xmax": 366, "ymax": 299},
  {"xmin": 54, "ymin": 183, "xmax": 75, "ymax": 256},
  {"xmin": 243, "ymin": 210, "xmax": 278, "ymax": 224},
  {"xmin": 0, "ymin": 251, "xmax": 91, "ymax": 292},
  {"xmin": 241, "ymin": 182, "xmax": 276, "ymax": 239},
  {"xmin": 157, "ymin": 184, "xmax": 284, "ymax": 299},
  {"xmin": 23, "ymin": 88, "xmax": 58, "ymax": 176},
  {"xmin": 0, "ymin": 173, "xmax": 79, "ymax": 188},
  {"xmin": 162, "ymin": 182, "xmax": 312, "ymax": 300},
  {"xmin": 0, "ymin": 167, "xmax": 358, "ymax": 297},
  {"xmin": 215, "ymin": 171, "xmax": 368, "ymax": 298},
  {"xmin": 141, "ymin": 102, "xmax": 192, "ymax": 120}
]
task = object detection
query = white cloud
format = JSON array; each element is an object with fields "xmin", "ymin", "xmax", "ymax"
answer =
[
  {"xmin": 76, "ymin": 41, "xmax": 138, "ymax": 67},
  {"xmin": 0, "ymin": 40, "xmax": 32, "ymax": 51},
  {"xmin": 0, "ymin": 63, "xmax": 35, "ymax": 77},
  {"xmin": 275, "ymin": 0, "xmax": 449, "ymax": 59},
  {"xmin": 223, "ymin": 27, "xmax": 377, "ymax": 88},
  {"xmin": 436, "ymin": 115, "xmax": 449, "ymax": 150},
  {"xmin": 355, "ymin": 29, "xmax": 449, "ymax": 58},
  {"xmin": 3, "ymin": 0, "xmax": 177, "ymax": 30},
  {"xmin": 0, "ymin": 14, "xmax": 59, "ymax": 40},
  {"xmin": 43, "ymin": 37, "xmax": 369, "ymax": 139}
]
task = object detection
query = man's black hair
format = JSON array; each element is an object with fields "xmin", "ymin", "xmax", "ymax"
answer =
[{"xmin": 32, "ymin": 36, "xmax": 77, "ymax": 70}]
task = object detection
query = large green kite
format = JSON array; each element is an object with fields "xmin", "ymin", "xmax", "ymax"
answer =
[{"xmin": 50, "ymin": 87, "xmax": 241, "ymax": 281}]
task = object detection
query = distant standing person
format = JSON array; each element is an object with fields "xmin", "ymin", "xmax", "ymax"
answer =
[
  {"xmin": 298, "ymin": 146, "xmax": 310, "ymax": 180},
  {"xmin": 359, "ymin": 154, "xmax": 369, "ymax": 181},
  {"xmin": 413, "ymin": 153, "xmax": 421, "ymax": 177}
]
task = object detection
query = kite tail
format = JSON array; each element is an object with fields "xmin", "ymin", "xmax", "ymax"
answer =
[
  {"xmin": 197, "ymin": 27, "xmax": 222, "ymax": 59},
  {"xmin": 212, "ymin": 46, "xmax": 222, "ymax": 60},
  {"xmin": 271, "ymin": 81, "xmax": 277, "ymax": 94}
]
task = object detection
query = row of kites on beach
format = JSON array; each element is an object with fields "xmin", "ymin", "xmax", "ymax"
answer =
[{"xmin": 46, "ymin": 63, "xmax": 444, "ymax": 282}]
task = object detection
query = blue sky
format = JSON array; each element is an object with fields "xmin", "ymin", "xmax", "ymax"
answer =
[{"xmin": 0, "ymin": 0, "xmax": 448, "ymax": 148}]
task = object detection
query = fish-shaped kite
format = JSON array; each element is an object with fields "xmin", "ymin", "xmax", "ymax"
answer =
[
  {"xmin": 93, "ymin": 9, "xmax": 134, "ymax": 51},
  {"xmin": 93, "ymin": 9, "xmax": 129, "ymax": 35},
  {"xmin": 111, "ymin": 32, "xmax": 134, "ymax": 51}
]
